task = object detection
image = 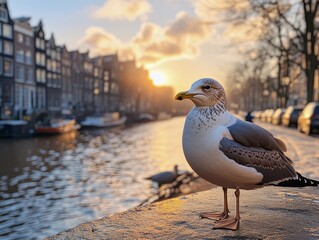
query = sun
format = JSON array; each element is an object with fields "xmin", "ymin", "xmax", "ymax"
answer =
[{"xmin": 150, "ymin": 71, "xmax": 166, "ymax": 86}]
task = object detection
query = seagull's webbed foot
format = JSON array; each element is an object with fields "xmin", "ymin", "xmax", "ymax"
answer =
[
  {"xmin": 200, "ymin": 187, "xmax": 229, "ymax": 220},
  {"xmin": 199, "ymin": 211, "xmax": 229, "ymax": 220},
  {"xmin": 213, "ymin": 216, "xmax": 239, "ymax": 230},
  {"xmin": 214, "ymin": 189, "xmax": 241, "ymax": 231}
]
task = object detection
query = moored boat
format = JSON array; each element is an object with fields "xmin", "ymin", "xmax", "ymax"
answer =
[
  {"xmin": 81, "ymin": 112, "xmax": 127, "ymax": 128},
  {"xmin": 35, "ymin": 119, "xmax": 80, "ymax": 135},
  {"xmin": 0, "ymin": 120, "xmax": 34, "ymax": 138}
]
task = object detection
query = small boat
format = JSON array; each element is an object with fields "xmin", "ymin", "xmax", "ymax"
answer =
[
  {"xmin": 0, "ymin": 120, "xmax": 34, "ymax": 138},
  {"xmin": 136, "ymin": 113, "xmax": 155, "ymax": 123},
  {"xmin": 35, "ymin": 119, "xmax": 80, "ymax": 135},
  {"xmin": 81, "ymin": 112, "xmax": 127, "ymax": 128}
]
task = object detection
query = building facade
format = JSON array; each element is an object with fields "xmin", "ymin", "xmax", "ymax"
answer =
[
  {"xmin": 13, "ymin": 17, "xmax": 35, "ymax": 119},
  {"xmin": 61, "ymin": 45, "xmax": 72, "ymax": 114},
  {"xmin": 0, "ymin": 1, "xmax": 174, "ymax": 120},
  {"xmin": 92, "ymin": 57, "xmax": 104, "ymax": 114},
  {"xmin": 96, "ymin": 54, "xmax": 120, "ymax": 113},
  {"xmin": 81, "ymin": 52, "xmax": 94, "ymax": 115},
  {"xmin": 70, "ymin": 50, "xmax": 84, "ymax": 116},
  {"xmin": 46, "ymin": 34, "xmax": 62, "ymax": 114},
  {"xmin": 33, "ymin": 20, "xmax": 46, "ymax": 112},
  {"xmin": 0, "ymin": 0, "xmax": 14, "ymax": 118}
]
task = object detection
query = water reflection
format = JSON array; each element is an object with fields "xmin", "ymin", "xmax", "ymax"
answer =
[{"xmin": 0, "ymin": 117, "xmax": 190, "ymax": 240}]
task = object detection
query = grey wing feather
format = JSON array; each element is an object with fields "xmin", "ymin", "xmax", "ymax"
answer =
[
  {"xmin": 228, "ymin": 119, "xmax": 290, "ymax": 162},
  {"xmin": 219, "ymin": 138, "xmax": 296, "ymax": 185}
]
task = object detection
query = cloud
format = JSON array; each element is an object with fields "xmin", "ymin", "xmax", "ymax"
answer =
[
  {"xmin": 78, "ymin": 26, "xmax": 121, "ymax": 56},
  {"xmin": 79, "ymin": 11, "xmax": 212, "ymax": 66},
  {"xmin": 93, "ymin": 0, "xmax": 151, "ymax": 21},
  {"xmin": 133, "ymin": 12, "xmax": 212, "ymax": 66}
]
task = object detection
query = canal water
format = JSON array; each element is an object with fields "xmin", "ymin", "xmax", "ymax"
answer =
[{"xmin": 0, "ymin": 117, "xmax": 191, "ymax": 240}]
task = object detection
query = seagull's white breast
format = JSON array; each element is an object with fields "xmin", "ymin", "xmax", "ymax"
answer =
[{"xmin": 182, "ymin": 109, "xmax": 263, "ymax": 190}]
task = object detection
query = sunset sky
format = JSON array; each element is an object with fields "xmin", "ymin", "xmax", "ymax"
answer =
[{"xmin": 9, "ymin": 0, "xmax": 240, "ymax": 92}]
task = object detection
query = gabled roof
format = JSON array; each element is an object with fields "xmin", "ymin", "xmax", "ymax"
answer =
[
  {"xmin": 33, "ymin": 20, "xmax": 43, "ymax": 32},
  {"xmin": 14, "ymin": 17, "xmax": 33, "ymax": 32},
  {"xmin": 46, "ymin": 33, "xmax": 57, "ymax": 47}
]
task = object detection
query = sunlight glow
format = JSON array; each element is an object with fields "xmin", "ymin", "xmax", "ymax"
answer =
[{"xmin": 150, "ymin": 71, "xmax": 166, "ymax": 86}]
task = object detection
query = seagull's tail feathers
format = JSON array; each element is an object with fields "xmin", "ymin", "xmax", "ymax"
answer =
[{"xmin": 273, "ymin": 172, "xmax": 319, "ymax": 187}]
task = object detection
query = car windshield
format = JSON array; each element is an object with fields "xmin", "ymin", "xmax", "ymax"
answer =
[{"xmin": 285, "ymin": 107, "xmax": 293, "ymax": 114}]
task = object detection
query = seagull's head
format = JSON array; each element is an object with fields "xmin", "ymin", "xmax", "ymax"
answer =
[{"xmin": 174, "ymin": 78, "xmax": 227, "ymax": 107}]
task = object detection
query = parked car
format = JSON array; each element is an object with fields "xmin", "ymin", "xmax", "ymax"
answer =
[
  {"xmin": 272, "ymin": 108, "xmax": 286, "ymax": 125},
  {"xmin": 252, "ymin": 111, "xmax": 262, "ymax": 119},
  {"xmin": 260, "ymin": 110, "xmax": 267, "ymax": 122},
  {"xmin": 261, "ymin": 109, "xmax": 273, "ymax": 122},
  {"xmin": 282, "ymin": 106, "xmax": 303, "ymax": 127},
  {"xmin": 298, "ymin": 102, "xmax": 319, "ymax": 135},
  {"xmin": 264, "ymin": 109, "xmax": 275, "ymax": 123}
]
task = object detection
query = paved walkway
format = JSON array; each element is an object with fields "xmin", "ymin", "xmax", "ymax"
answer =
[{"xmin": 47, "ymin": 186, "xmax": 319, "ymax": 240}]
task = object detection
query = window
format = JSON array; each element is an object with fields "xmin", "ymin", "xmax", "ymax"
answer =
[
  {"xmin": 16, "ymin": 49, "xmax": 24, "ymax": 63},
  {"xmin": 0, "ymin": 39, "xmax": 2, "ymax": 53},
  {"xmin": 26, "ymin": 68, "xmax": 33, "ymax": 82},
  {"xmin": 36, "ymin": 38, "xmax": 41, "ymax": 48},
  {"xmin": 41, "ymin": 70, "xmax": 46, "ymax": 83},
  {"xmin": 36, "ymin": 69, "xmax": 46, "ymax": 83},
  {"xmin": 15, "ymin": 84, "xmax": 21, "ymax": 108},
  {"xmin": 57, "ymin": 51, "xmax": 61, "ymax": 61},
  {"xmin": 36, "ymin": 52, "xmax": 45, "ymax": 66},
  {"xmin": 16, "ymin": 65, "xmax": 25, "ymax": 81},
  {"xmin": 0, "ymin": 7, "xmax": 8, "ymax": 22},
  {"xmin": 25, "ymin": 36, "xmax": 31, "ymax": 46},
  {"xmin": 17, "ymin": 33, "xmax": 23, "ymax": 43},
  {"xmin": 41, "ymin": 53, "xmax": 45, "ymax": 66},
  {"xmin": 104, "ymin": 71, "xmax": 109, "ymax": 81},
  {"xmin": 36, "ymin": 69, "xmax": 41, "ymax": 82},
  {"xmin": 104, "ymin": 82, "xmax": 109, "ymax": 93},
  {"xmin": 52, "ymin": 60, "xmax": 56, "ymax": 71},
  {"xmin": 47, "ymin": 59, "xmax": 51, "ymax": 70},
  {"xmin": 94, "ymin": 68, "xmax": 99, "ymax": 77},
  {"xmin": 36, "ymin": 38, "xmax": 45, "ymax": 49},
  {"xmin": 41, "ymin": 39, "xmax": 45, "ymax": 50},
  {"xmin": 0, "ymin": 23, "xmax": 2, "ymax": 36},
  {"xmin": 3, "ymin": 83, "xmax": 12, "ymax": 103},
  {"xmin": 4, "ymin": 41, "xmax": 13, "ymax": 55},
  {"xmin": 3, "ymin": 24, "xmax": 12, "ymax": 39},
  {"xmin": 25, "ymin": 50, "xmax": 32, "ymax": 65},
  {"xmin": 4, "ymin": 58, "xmax": 13, "ymax": 77},
  {"xmin": 0, "ymin": 57, "xmax": 2, "ymax": 75},
  {"xmin": 36, "ymin": 52, "xmax": 41, "ymax": 65}
]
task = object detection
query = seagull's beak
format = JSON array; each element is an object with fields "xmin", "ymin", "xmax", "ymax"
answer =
[{"xmin": 174, "ymin": 91, "xmax": 196, "ymax": 101}]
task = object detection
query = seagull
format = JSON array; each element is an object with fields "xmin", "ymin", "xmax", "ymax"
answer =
[
  {"xmin": 175, "ymin": 78, "xmax": 319, "ymax": 230},
  {"xmin": 145, "ymin": 165, "xmax": 179, "ymax": 187}
]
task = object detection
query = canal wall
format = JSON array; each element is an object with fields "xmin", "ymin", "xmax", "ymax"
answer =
[{"xmin": 47, "ymin": 186, "xmax": 319, "ymax": 239}]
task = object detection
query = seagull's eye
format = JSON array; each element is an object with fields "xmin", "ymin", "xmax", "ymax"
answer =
[{"xmin": 203, "ymin": 85, "xmax": 211, "ymax": 90}]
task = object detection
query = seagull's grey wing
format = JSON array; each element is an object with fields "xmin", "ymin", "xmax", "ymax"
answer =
[
  {"xmin": 219, "ymin": 137, "xmax": 296, "ymax": 185},
  {"xmin": 228, "ymin": 119, "xmax": 288, "ymax": 158}
]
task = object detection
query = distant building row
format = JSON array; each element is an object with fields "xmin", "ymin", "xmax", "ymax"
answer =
[{"xmin": 0, "ymin": 0, "xmax": 174, "ymax": 120}]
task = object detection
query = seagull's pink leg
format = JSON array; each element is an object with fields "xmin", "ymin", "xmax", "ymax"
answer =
[
  {"xmin": 200, "ymin": 187, "xmax": 229, "ymax": 220},
  {"xmin": 213, "ymin": 189, "xmax": 240, "ymax": 230}
]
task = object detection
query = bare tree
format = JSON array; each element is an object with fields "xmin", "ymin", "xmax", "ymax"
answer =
[{"xmin": 198, "ymin": 0, "xmax": 319, "ymax": 103}]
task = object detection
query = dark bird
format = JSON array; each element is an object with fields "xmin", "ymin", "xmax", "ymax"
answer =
[{"xmin": 145, "ymin": 165, "xmax": 179, "ymax": 187}]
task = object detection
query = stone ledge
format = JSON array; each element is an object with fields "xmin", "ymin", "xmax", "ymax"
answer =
[{"xmin": 47, "ymin": 187, "xmax": 319, "ymax": 240}]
